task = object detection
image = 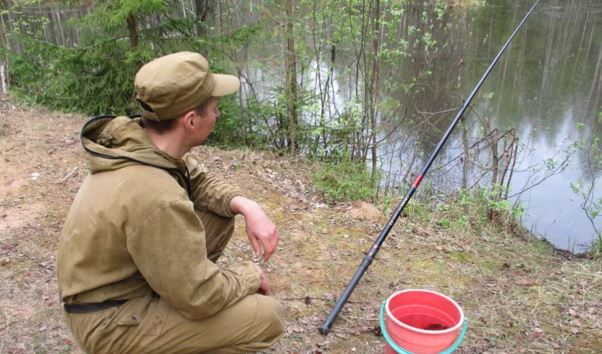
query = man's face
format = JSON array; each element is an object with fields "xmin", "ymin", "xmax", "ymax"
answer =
[{"xmin": 193, "ymin": 97, "xmax": 220, "ymax": 144}]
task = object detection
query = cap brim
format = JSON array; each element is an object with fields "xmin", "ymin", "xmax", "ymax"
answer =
[{"xmin": 211, "ymin": 74, "xmax": 240, "ymax": 97}]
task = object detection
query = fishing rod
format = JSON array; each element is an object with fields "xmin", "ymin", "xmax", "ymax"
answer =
[{"xmin": 319, "ymin": 0, "xmax": 540, "ymax": 336}]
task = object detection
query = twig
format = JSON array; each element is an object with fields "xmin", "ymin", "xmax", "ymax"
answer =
[
  {"xmin": 282, "ymin": 296, "xmax": 371, "ymax": 304},
  {"xmin": 56, "ymin": 166, "xmax": 78, "ymax": 184},
  {"xmin": 0, "ymin": 241, "xmax": 51, "ymax": 270},
  {"xmin": 506, "ymin": 153, "xmax": 571, "ymax": 199},
  {"xmin": 415, "ymin": 107, "xmax": 461, "ymax": 116},
  {"xmin": 0, "ymin": 321, "xmax": 17, "ymax": 332}
]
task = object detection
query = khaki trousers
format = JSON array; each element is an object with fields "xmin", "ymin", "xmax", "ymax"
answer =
[{"xmin": 64, "ymin": 210, "xmax": 284, "ymax": 354}]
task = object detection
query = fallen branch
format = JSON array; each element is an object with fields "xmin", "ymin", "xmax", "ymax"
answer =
[
  {"xmin": 282, "ymin": 296, "xmax": 371, "ymax": 304},
  {"xmin": 56, "ymin": 166, "xmax": 78, "ymax": 184}
]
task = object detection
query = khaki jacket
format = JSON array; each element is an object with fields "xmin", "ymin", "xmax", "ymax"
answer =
[{"xmin": 57, "ymin": 116, "xmax": 260, "ymax": 320}]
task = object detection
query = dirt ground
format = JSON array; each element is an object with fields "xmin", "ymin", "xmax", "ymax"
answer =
[{"xmin": 1, "ymin": 102, "xmax": 601, "ymax": 353}]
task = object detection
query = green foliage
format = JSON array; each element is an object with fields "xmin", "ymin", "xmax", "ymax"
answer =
[
  {"xmin": 436, "ymin": 218, "xmax": 451, "ymax": 228},
  {"xmin": 434, "ymin": 0, "xmax": 447, "ymax": 20},
  {"xmin": 395, "ymin": 184, "xmax": 524, "ymax": 232},
  {"xmin": 307, "ymin": 98, "xmax": 364, "ymax": 159},
  {"xmin": 435, "ymin": 187, "xmax": 525, "ymax": 229},
  {"xmin": 4, "ymin": 33, "xmax": 151, "ymax": 114},
  {"xmin": 569, "ymin": 106, "xmax": 602, "ymax": 255},
  {"xmin": 208, "ymin": 95, "xmax": 243, "ymax": 146},
  {"xmin": 478, "ymin": 186, "xmax": 524, "ymax": 218},
  {"xmin": 3, "ymin": 1, "xmax": 154, "ymax": 114},
  {"xmin": 592, "ymin": 236, "xmax": 602, "ymax": 258},
  {"xmin": 2, "ymin": 0, "xmax": 255, "ymax": 119},
  {"xmin": 313, "ymin": 158, "xmax": 376, "ymax": 202},
  {"xmin": 210, "ymin": 96, "xmax": 273, "ymax": 147}
]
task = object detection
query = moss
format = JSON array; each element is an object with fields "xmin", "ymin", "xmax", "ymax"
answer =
[{"xmin": 448, "ymin": 251, "xmax": 472, "ymax": 263}]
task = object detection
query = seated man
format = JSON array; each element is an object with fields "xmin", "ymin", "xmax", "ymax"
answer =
[{"xmin": 57, "ymin": 52, "xmax": 284, "ymax": 354}]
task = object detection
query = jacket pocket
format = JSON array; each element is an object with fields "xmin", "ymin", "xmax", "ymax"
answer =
[{"xmin": 110, "ymin": 294, "xmax": 167, "ymax": 337}]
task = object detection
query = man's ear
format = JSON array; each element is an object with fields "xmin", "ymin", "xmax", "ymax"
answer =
[{"xmin": 181, "ymin": 110, "xmax": 197, "ymax": 132}]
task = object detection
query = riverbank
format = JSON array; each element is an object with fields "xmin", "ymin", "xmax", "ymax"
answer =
[{"xmin": 0, "ymin": 104, "xmax": 600, "ymax": 353}]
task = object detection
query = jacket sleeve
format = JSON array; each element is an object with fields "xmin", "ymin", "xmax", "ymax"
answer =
[
  {"xmin": 186, "ymin": 157, "xmax": 240, "ymax": 217},
  {"xmin": 127, "ymin": 198, "xmax": 261, "ymax": 320}
]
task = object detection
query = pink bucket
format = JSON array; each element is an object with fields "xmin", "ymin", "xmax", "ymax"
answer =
[{"xmin": 384, "ymin": 289, "xmax": 464, "ymax": 354}]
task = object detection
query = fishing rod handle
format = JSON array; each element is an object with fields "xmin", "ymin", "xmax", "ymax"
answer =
[
  {"xmin": 319, "ymin": 255, "xmax": 374, "ymax": 335},
  {"xmin": 320, "ymin": 186, "xmax": 418, "ymax": 335}
]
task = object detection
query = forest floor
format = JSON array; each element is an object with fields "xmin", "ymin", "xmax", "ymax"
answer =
[{"xmin": 1, "ymin": 101, "xmax": 601, "ymax": 353}]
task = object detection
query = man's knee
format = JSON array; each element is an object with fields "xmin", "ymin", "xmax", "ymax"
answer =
[
  {"xmin": 197, "ymin": 210, "xmax": 235, "ymax": 261},
  {"xmin": 196, "ymin": 209, "xmax": 235, "ymax": 235},
  {"xmin": 253, "ymin": 295, "xmax": 285, "ymax": 340}
]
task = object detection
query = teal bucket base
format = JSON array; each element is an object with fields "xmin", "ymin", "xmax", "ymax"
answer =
[{"xmin": 379, "ymin": 303, "xmax": 468, "ymax": 354}]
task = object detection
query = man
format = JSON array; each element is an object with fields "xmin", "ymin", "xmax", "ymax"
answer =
[{"xmin": 57, "ymin": 52, "xmax": 284, "ymax": 354}]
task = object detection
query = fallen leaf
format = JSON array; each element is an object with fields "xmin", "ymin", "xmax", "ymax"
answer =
[{"xmin": 514, "ymin": 278, "xmax": 537, "ymax": 286}]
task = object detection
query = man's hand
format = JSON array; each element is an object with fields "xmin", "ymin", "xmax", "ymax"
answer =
[
  {"xmin": 254, "ymin": 264, "xmax": 272, "ymax": 295},
  {"xmin": 230, "ymin": 196, "xmax": 280, "ymax": 261}
]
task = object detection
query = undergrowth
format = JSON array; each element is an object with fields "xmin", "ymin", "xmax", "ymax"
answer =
[
  {"xmin": 312, "ymin": 159, "xmax": 376, "ymax": 202},
  {"xmin": 592, "ymin": 236, "xmax": 602, "ymax": 259},
  {"xmin": 381, "ymin": 186, "xmax": 525, "ymax": 234}
]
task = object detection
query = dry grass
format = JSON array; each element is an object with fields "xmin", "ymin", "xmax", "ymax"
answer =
[{"xmin": 0, "ymin": 104, "xmax": 600, "ymax": 353}]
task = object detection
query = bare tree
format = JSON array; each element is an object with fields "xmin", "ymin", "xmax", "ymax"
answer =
[
  {"xmin": 285, "ymin": 0, "xmax": 298, "ymax": 153},
  {"xmin": 126, "ymin": 14, "xmax": 138, "ymax": 49},
  {"xmin": 193, "ymin": 0, "xmax": 211, "ymax": 35},
  {"xmin": 368, "ymin": 0, "xmax": 381, "ymax": 180},
  {"xmin": 0, "ymin": 0, "xmax": 10, "ymax": 93}
]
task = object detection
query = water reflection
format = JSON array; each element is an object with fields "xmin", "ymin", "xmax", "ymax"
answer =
[
  {"xmin": 381, "ymin": 0, "xmax": 602, "ymax": 252},
  {"xmin": 469, "ymin": 1, "xmax": 601, "ymax": 252}
]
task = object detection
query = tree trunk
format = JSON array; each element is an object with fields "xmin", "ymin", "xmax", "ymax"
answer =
[
  {"xmin": 369, "ymin": 0, "xmax": 381, "ymax": 181},
  {"xmin": 461, "ymin": 121, "xmax": 469, "ymax": 189},
  {"xmin": 285, "ymin": 0, "xmax": 298, "ymax": 153},
  {"xmin": 52, "ymin": 6, "xmax": 65, "ymax": 45},
  {"xmin": 218, "ymin": 0, "xmax": 223, "ymax": 33},
  {"xmin": 490, "ymin": 128, "xmax": 499, "ymax": 189},
  {"xmin": 126, "ymin": 14, "xmax": 138, "ymax": 49},
  {"xmin": 0, "ymin": 0, "xmax": 10, "ymax": 93},
  {"xmin": 194, "ymin": 0, "xmax": 210, "ymax": 35},
  {"xmin": 499, "ymin": 131, "xmax": 517, "ymax": 199},
  {"xmin": 488, "ymin": 126, "xmax": 499, "ymax": 221}
]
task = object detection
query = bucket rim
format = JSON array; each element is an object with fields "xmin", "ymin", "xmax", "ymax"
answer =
[{"xmin": 384, "ymin": 289, "xmax": 465, "ymax": 335}]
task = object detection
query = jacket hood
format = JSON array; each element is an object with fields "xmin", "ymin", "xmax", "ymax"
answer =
[{"xmin": 80, "ymin": 116, "xmax": 190, "ymax": 187}]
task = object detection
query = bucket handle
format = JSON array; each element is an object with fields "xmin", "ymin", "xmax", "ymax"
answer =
[{"xmin": 379, "ymin": 302, "xmax": 468, "ymax": 354}]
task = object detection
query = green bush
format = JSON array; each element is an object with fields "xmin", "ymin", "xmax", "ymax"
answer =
[
  {"xmin": 313, "ymin": 159, "xmax": 376, "ymax": 202},
  {"xmin": 210, "ymin": 96, "xmax": 280, "ymax": 148},
  {"xmin": 592, "ymin": 236, "xmax": 602, "ymax": 259},
  {"xmin": 430, "ymin": 187, "xmax": 525, "ymax": 230},
  {"xmin": 4, "ymin": 34, "xmax": 151, "ymax": 115},
  {"xmin": 2, "ymin": 1, "xmax": 165, "ymax": 115},
  {"xmin": 1, "ymin": 0, "xmax": 254, "ymax": 120}
]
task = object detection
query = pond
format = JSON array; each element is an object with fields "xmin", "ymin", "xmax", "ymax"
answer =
[
  {"xmin": 407, "ymin": 0, "xmax": 602, "ymax": 254},
  {"xmin": 380, "ymin": 0, "xmax": 602, "ymax": 254}
]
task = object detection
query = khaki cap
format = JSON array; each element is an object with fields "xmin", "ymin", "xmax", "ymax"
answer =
[{"xmin": 134, "ymin": 52, "xmax": 240, "ymax": 121}]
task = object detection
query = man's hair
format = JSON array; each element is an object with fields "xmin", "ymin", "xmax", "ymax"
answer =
[
  {"xmin": 141, "ymin": 116, "xmax": 180, "ymax": 133},
  {"xmin": 142, "ymin": 98, "xmax": 213, "ymax": 133},
  {"xmin": 194, "ymin": 98, "xmax": 214, "ymax": 117}
]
